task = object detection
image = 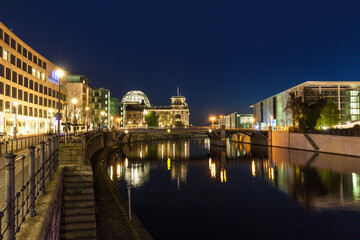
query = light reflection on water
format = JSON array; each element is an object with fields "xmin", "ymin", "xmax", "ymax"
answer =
[{"xmin": 107, "ymin": 138, "xmax": 360, "ymax": 211}]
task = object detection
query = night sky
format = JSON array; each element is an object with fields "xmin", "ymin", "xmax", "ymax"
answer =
[{"xmin": 2, "ymin": 0, "xmax": 360, "ymax": 124}]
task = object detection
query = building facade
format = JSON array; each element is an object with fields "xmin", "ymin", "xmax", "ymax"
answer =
[
  {"xmin": 0, "ymin": 21, "xmax": 66, "ymax": 135},
  {"xmin": 92, "ymin": 88, "xmax": 110, "ymax": 129},
  {"xmin": 66, "ymin": 75, "xmax": 93, "ymax": 131},
  {"xmin": 120, "ymin": 90, "xmax": 190, "ymax": 127},
  {"xmin": 218, "ymin": 113, "xmax": 253, "ymax": 128},
  {"xmin": 251, "ymin": 81, "xmax": 360, "ymax": 129}
]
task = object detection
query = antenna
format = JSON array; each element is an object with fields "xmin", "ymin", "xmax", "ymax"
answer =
[{"xmin": 177, "ymin": 86, "xmax": 179, "ymax": 96}]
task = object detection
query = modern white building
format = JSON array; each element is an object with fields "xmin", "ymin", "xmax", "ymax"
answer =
[{"xmin": 251, "ymin": 81, "xmax": 360, "ymax": 129}]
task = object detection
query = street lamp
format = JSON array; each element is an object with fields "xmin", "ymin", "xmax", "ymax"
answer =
[
  {"xmin": 101, "ymin": 111, "xmax": 105, "ymax": 131},
  {"xmin": 85, "ymin": 107, "xmax": 90, "ymax": 132},
  {"xmin": 13, "ymin": 102, "xmax": 18, "ymax": 139},
  {"xmin": 209, "ymin": 116, "xmax": 216, "ymax": 128},
  {"xmin": 55, "ymin": 69, "xmax": 64, "ymax": 137},
  {"xmin": 48, "ymin": 109, "xmax": 53, "ymax": 134}
]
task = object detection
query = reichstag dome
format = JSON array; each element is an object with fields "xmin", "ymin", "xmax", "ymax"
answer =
[{"xmin": 121, "ymin": 90, "xmax": 151, "ymax": 107}]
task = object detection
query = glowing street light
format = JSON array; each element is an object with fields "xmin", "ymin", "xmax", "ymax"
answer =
[
  {"xmin": 209, "ymin": 116, "xmax": 216, "ymax": 127},
  {"xmin": 71, "ymin": 98, "xmax": 78, "ymax": 104}
]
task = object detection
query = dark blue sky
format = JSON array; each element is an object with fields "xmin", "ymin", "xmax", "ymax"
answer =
[{"xmin": 2, "ymin": 0, "xmax": 360, "ymax": 124}]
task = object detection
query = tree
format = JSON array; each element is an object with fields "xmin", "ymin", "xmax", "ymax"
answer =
[
  {"xmin": 319, "ymin": 98, "xmax": 341, "ymax": 128},
  {"xmin": 145, "ymin": 111, "xmax": 158, "ymax": 127},
  {"xmin": 285, "ymin": 88, "xmax": 326, "ymax": 131}
]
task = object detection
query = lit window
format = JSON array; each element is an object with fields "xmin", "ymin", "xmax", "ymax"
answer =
[
  {"xmin": 351, "ymin": 109, "xmax": 359, "ymax": 115},
  {"xmin": 351, "ymin": 103, "xmax": 359, "ymax": 108},
  {"xmin": 37, "ymin": 71, "xmax": 41, "ymax": 79},
  {"xmin": 105, "ymin": 95, "xmax": 108, "ymax": 98},
  {"xmin": 351, "ymin": 91, "xmax": 359, "ymax": 96},
  {"xmin": 105, "ymin": 107, "xmax": 108, "ymax": 110},
  {"xmin": 41, "ymin": 73, "xmax": 45, "ymax": 81},
  {"xmin": 3, "ymin": 49, "xmax": 8, "ymax": 60},
  {"xmin": 32, "ymin": 68, "xmax": 36, "ymax": 76},
  {"xmin": 105, "ymin": 101, "xmax": 107, "ymax": 104}
]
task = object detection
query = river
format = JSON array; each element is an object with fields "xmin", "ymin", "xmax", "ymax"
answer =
[{"xmin": 107, "ymin": 138, "xmax": 360, "ymax": 240}]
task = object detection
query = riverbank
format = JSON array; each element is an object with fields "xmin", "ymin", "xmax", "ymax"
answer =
[{"xmin": 91, "ymin": 146, "xmax": 153, "ymax": 240}]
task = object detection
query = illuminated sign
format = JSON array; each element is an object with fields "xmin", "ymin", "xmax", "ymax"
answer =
[{"xmin": 48, "ymin": 71, "xmax": 60, "ymax": 85}]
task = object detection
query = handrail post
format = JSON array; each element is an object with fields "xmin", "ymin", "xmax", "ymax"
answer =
[
  {"xmin": 28, "ymin": 145, "xmax": 36, "ymax": 217},
  {"xmin": 47, "ymin": 138, "xmax": 52, "ymax": 181},
  {"xmin": 4, "ymin": 152, "xmax": 16, "ymax": 240},
  {"xmin": 40, "ymin": 141, "xmax": 46, "ymax": 195}
]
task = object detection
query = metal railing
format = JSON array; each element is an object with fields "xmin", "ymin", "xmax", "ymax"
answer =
[
  {"xmin": 0, "ymin": 134, "xmax": 51, "ymax": 157},
  {"xmin": 0, "ymin": 136, "xmax": 59, "ymax": 240}
]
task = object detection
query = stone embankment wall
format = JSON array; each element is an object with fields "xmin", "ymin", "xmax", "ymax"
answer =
[{"xmin": 232, "ymin": 131, "xmax": 360, "ymax": 157}]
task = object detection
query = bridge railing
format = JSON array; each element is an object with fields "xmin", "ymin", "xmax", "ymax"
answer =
[
  {"xmin": 0, "ymin": 134, "xmax": 50, "ymax": 157},
  {"xmin": 0, "ymin": 136, "xmax": 59, "ymax": 240}
]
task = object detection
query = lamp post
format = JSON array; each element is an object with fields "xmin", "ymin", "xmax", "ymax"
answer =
[
  {"xmin": 101, "ymin": 111, "xmax": 105, "ymax": 131},
  {"xmin": 48, "ymin": 109, "xmax": 53, "ymax": 134},
  {"xmin": 71, "ymin": 98, "xmax": 78, "ymax": 134},
  {"xmin": 13, "ymin": 102, "xmax": 18, "ymax": 140},
  {"xmin": 55, "ymin": 70, "xmax": 64, "ymax": 137},
  {"xmin": 209, "ymin": 116, "xmax": 216, "ymax": 128},
  {"xmin": 85, "ymin": 107, "xmax": 89, "ymax": 132}
]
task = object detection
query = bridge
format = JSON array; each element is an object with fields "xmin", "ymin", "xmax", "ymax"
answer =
[{"xmin": 115, "ymin": 127, "xmax": 270, "ymax": 146}]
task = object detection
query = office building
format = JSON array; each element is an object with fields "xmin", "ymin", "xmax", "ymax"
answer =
[
  {"xmin": 251, "ymin": 81, "xmax": 360, "ymax": 129},
  {"xmin": 0, "ymin": 21, "xmax": 66, "ymax": 135},
  {"xmin": 92, "ymin": 88, "xmax": 110, "ymax": 129}
]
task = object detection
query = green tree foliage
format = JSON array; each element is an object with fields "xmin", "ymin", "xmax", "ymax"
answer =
[
  {"xmin": 285, "ymin": 88, "xmax": 326, "ymax": 131},
  {"xmin": 319, "ymin": 98, "xmax": 340, "ymax": 128},
  {"xmin": 145, "ymin": 111, "xmax": 158, "ymax": 127}
]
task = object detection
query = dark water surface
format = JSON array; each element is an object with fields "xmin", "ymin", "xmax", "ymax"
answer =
[{"xmin": 107, "ymin": 138, "xmax": 360, "ymax": 240}]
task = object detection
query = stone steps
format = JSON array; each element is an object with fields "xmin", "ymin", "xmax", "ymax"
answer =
[{"xmin": 60, "ymin": 167, "xmax": 96, "ymax": 240}]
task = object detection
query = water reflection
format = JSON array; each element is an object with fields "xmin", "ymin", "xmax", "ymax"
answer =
[{"xmin": 108, "ymin": 138, "xmax": 360, "ymax": 211}]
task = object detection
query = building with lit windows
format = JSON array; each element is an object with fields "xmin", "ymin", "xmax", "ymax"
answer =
[
  {"xmin": 65, "ymin": 75, "xmax": 93, "ymax": 131},
  {"xmin": 218, "ymin": 113, "xmax": 253, "ymax": 128},
  {"xmin": 0, "ymin": 21, "xmax": 66, "ymax": 135},
  {"xmin": 251, "ymin": 81, "xmax": 360, "ymax": 129},
  {"xmin": 120, "ymin": 90, "xmax": 190, "ymax": 127},
  {"xmin": 92, "ymin": 88, "xmax": 110, "ymax": 129}
]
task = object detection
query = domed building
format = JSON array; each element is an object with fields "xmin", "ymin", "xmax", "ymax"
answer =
[
  {"xmin": 121, "ymin": 90, "xmax": 151, "ymax": 107},
  {"xmin": 120, "ymin": 90, "xmax": 190, "ymax": 127}
]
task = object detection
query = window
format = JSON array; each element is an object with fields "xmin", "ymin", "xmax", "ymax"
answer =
[
  {"xmin": 12, "ymin": 87, "xmax": 17, "ymax": 98},
  {"xmin": 28, "ymin": 65, "xmax": 32, "ymax": 74},
  {"xmin": 16, "ymin": 58, "xmax": 21, "ymax": 68},
  {"xmin": 29, "ymin": 93, "xmax": 33, "ymax": 103},
  {"xmin": 24, "ymin": 77, "xmax": 28, "ymax": 87},
  {"xmin": 35, "ymin": 82, "xmax": 38, "ymax": 91},
  {"xmin": 38, "ymin": 59, "xmax": 42, "ymax": 67},
  {"xmin": 34, "ymin": 95, "xmax": 38, "ymax": 104},
  {"xmin": 32, "ymin": 68, "xmax": 36, "ymax": 76},
  {"xmin": 34, "ymin": 108, "xmax": 38, "ymax": 117},
  {"xmin": 18, "ymin": 74, "xmax": 23, "ymax": 85},
  {"xmin": 29, "ymin": 80, "xmax": 33, "ymax": 89},
  {"xmin": 48, "ymin": 99, "xmax": 51, "ymax": 107},
  {"xmin": 44, "ymin": 111, "xmax": 47, "ymax": 118},
  {"xmin": 10, "ymin": 38, "xmax": 16, "ymax": 49},
  {"xmin": 43, "ymin": 62, "xmax": 46, "ymax": 70},
  {"xmin": 0, "ymin": 46, "xmax": 2, "ymax": 58},
  {"xmin": 0, "ymin": 64, "xmax": 4, "ymax": 77},
  {"xmin": 29, "ymin": 107, "xmax": 33, "ymax": 117},
  {"xmin": 24, "ymin": 92, "xmax": 28, "ymax": 101},
  {"xmin": 12, "ymin": 71, "xmax": 17, "ymax": 83},
  {"xmin": 24, "ymin": 106, "xmax": 28, "ymax": 116},
  {"xmin": 0, "ymin": 81, "xmax": 3, "ymax": 94},
  {"xmin": 28, "ymin": 51, "xmax": 32, "ymax": 61},
  {"xmin": 41, "ymin": 73, "xmax": 45, "ymax": 81},
  {"xmin": 4, "ymin": 33, "xmax": 9, "ymax": 44},
  {"xmin": 3, "ymin": 49, "xmax": 8, "ymax": 61},
  {"xmin": 39, "ymin": 109, "xmax": 42, "ymax": 118},
  {"xmin": 18, "ymin": 89, "xmax": 22, "ymax": 100},
  {"xmin": 5, "ymin": 68, "xmax": 11, "ymax": 80},
  {"xmin": 33, "ymin": 55, "xmax": 37, "ymax": 64},
  {"xmin": 5, "ymin": 84, "xmax": 10, "ymax": 96},
  {"xmin": 44, "ymin": 86, "xmax": 47, "ymax": 95},
  {"xmin": 39, "ymin": 96, "xmax": 42, "ymax": 105},
  {"xmin": 44, "ymin": 98, "xmax": 47, "ymax": 106},
  {"xmin": 23, "ymin": 48, "xmax": 27, "ymax": 58},
  {"xmin": 10, "ymin": 54, "xmax": 15, "ymax": 65},
  {"xmin": 18, "ymin": 105, "xmax": 22, "ymax": 115},
  {"xmin": 0, "ymin": 99, "xmax": 3, "ymax": 112},
  {"xmin": 22, "ymin": 62, "xmax": 27, "ymax": 71},
  {"xmin": 37, "ymin": 71, "xmax": 40, "ymax": 79},
  {"xmin": 17, "ymin": 43, "xmax": 22, "ymax": 54},
  {"xmin": 39, "ymin": 84, "xmax": 43, "ymax": 93},
  {"xmin": 5, "ymin": 101, "xmax": 10, "ymax": 112},
  {"xmin": 0, "ymin": 28, "xmax": 3, "ymax": 40}
]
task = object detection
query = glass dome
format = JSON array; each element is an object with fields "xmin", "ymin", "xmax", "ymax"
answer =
[{"xmin": 121, "ymin": 90, "xmax": 151, "ymax": 107}]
